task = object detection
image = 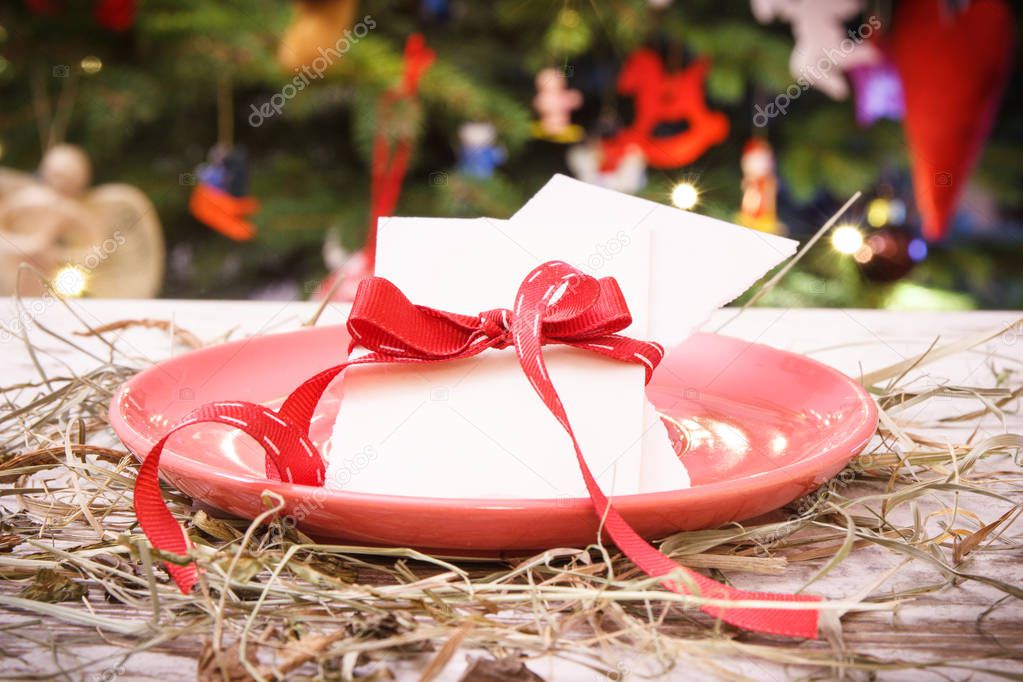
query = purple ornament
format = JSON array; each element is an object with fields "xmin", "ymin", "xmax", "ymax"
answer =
[{"xmin": 849, "ymin": 59, "xmax": 905, "ymax": 127}]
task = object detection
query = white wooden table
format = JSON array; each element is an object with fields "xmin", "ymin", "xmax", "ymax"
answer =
[{"xmin": 1, "ymin": 298, "xmax": 1021, "ymax": 680}]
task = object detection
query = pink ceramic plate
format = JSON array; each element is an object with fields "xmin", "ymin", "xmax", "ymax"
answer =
[{"xmin": 110, "ymin": 327, "xmax": 877, "ymax": 552}]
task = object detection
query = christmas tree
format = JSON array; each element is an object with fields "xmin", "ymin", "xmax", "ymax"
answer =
[{"xmin": 1, "ymin": 0, "xmax": 1020, "ymax": 306}]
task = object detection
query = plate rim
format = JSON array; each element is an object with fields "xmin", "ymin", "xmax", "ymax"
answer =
[{"xmin": 109, "ymin": 326, "xmax": 878, "ymax": 513}]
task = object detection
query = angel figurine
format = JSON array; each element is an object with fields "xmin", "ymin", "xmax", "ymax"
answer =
[{"xmin": 0, "ymin": 144, "xmax": 165, "ymax": 298}]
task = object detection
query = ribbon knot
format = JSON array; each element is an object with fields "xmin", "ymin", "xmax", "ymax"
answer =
[
  {"xmin": 478, "ymin": 309, "xmax": 512, "ymax": 348},
  {"xmin": 345, "ymin": 261, "xmax": 645, "ymax": 369},
  {"xmin": 132, "ymin": 259, "xmax": 822, "ymax": 640}
]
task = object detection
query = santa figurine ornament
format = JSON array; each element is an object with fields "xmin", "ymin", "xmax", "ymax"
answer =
[{"xmin": 737, "ymin": 138, "xmax": 783, "ymax": 235}]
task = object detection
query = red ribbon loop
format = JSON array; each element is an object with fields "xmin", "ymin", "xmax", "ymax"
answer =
[
  {"xmin": 132, "ymin": 260, "xmax": 822, "ymax": 639},
  {"xmin": 347, "ymin": 261, "xmax": 636, "ymax": 361}
]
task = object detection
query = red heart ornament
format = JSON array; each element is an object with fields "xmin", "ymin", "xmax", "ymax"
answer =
[{"xmin": 890, "ymin": 0, "xmax": 1015, "ymax": 241}]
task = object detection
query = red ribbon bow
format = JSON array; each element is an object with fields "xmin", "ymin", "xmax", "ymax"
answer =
[{"xmin": 134, "ymin": 261, "xmax": 821, "ymax": 639}]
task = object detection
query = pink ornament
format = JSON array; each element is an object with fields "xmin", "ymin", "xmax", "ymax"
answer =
[{"xmin": 533, "ymin": 68, "xmax": 583, "ymax": 137}]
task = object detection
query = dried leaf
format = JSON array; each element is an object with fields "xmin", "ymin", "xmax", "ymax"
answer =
[
  {"xmin": 72, "ymin": 318, "xmax": 203, "ymax": 349},
  {"xmin": 420, "ymin": 623, "xmax": 471, "ymax": 682},
  {"xmin": 953, "ymin": 508, "xmax": 1017, "ymax": 565},
  {"xmin": 18, "ymin": 568, "xmax": 87, "ymax": 603},
  {"xmin": 289, "ymin": 555, "xmax": 358, "ymax": 586},
  {"xmin": 0, "ymin": 533, "xmax": 22, "ymax": 552},
  {"xmin": 458, "ymin": 655, "xmax": 545, "ymax": 682},
  {"xmin": 258, "ymin": 630, "xmax": 348, "ymax": 678},
  {"xmin": 192, "ymin": 510, "xmax": 243, "ymax": 542},
  {"xmin": 346, "ymin": 612, "xmax": 407, "ymax": 640},
  {"xmin": 214, "ymin": 553, "xmax": 264, "ymax": 584},
  {"xmin": 197, "ymin": 640, "xmax": 259, "ymax": 682}
]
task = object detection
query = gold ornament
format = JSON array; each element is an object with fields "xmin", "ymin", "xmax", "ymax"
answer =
[{"xmin": 277, "ymin": 0, "xmax": 359, "ymax": 72}]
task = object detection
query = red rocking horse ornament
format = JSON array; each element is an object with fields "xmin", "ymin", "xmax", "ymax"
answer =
[{"xmin": 600, "ymin": 50, "xmax": 729, "ymax": 171}]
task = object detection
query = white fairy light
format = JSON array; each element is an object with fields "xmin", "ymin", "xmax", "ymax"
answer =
[
  {"xmin": 670, "ymin": 182, "xmax": 699, "ymax": 210},
  {"xmin": 831, "ymin": 224, "xmax": 864, "ymax": 255},
  {"xmin": 53, "ymin": 264, "xmax": 88, "ymax": 297}
]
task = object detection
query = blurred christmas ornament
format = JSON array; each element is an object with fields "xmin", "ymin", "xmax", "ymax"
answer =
[
  {"xmin": 532, "ymin": 68, "xmax": 584, "ymax": 143},
  {"xmin": 365, "ymin": 33, "xmax": 434, "ymax": 261},
  {"xmin": 39, "ymin": 142, "xmax": 91, "ymax": 196},
  {"xmin": 0, "ymin": 144, "xmax": 164, "ymax": 297},
  {"xmin": 0, "ymin": 167, "xmax": 35, "ymax": 199},
  {"xmin": 458, "ymin": 122, "xmax": 506, "ymax": 178},
  {"xmin": 420, "ymin": 0, "xmax": 450, "ymax": 24},
  {"xmin": 24, "ymin": 0, "xmax": 59, "ymax": 16},
  {"xmin": 566, "ymin": 141, "xmax": 647, "ymax": 194},
  {"xmin": 94, "ymin": 0, "xmax": 135, "ymax": 31},
  {"xmin": 854, "ymin": 226, "xmax": 925, "ymax": 282},
  {"xmin": 866, "ymin": 194, "xmax": 906, "ymax": 228},
  {"xmin": 600, "ymin": 51, "xmax": 728, "ymax": 171},
  {"xmin": 314, "ymin": 235, "xmax": 368, "ymax": 302},
  {"xmin": 189, "ymin": 74, "xmax": 259, "ymax": 242},
  {"xmin": 848, "ymin": 57, "xmax": 904, "ymax": 127},
  {"xmin": 189, "ymin": 145, "xmax": 260, "ymax": 242},
  {"xmin": 24, "ymin": 0, "xmax": 135, "ymax": 30},
  {"xmin": 737, "ymin": 138, "xmax": 784, "ymax": 234},
  {"xmin": 890, "ymin": 0, "xmax": 1015, "ymax": 241},
  {"xmin": 278, "ymin": 0, "xmax": 359, "ymax": 72},
  {"xmin": 751, "ymin": 0, "xmax": 879, "ymax": 100},
  {"xmin": 315, "ymin": 34, "xmax": 434, "ymax": 301}
]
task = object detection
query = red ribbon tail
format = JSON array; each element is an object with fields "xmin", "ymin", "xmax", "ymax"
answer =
[
  {"xmin": 696, "ymin": 586, "xmax": 821, "ymax": 639},
  {"xmin": 511, "ymin": 261, "xmax": 822, "ymax": 640},
  {"xmin": 596, "ymin": 475, "xmax": 821, "ymax": 638},
  {"xmin": 135, "ymin": 437, "xmax": 199, "ymax": 593},
  {"xmin": 132, "ymin": 401, "xmax": 327, "ymax": 593}
]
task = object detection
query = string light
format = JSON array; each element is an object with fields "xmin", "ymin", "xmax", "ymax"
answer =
[
  {"xmin": 866, "ymin": 198, "xmax": 889, "ymax": 227},
  {"xmin": 908, "ymin": 238, "xmax": 928, "ymax": 262},
  {"xmin": 831, "ymin": 224, "xmax": 864, "ymax": 255},
  {"xmin": 53, "ymin": 265, "xmax": 88, "ymax": 298},
  {"xmin": 81, "ymin": 56, "xmax": 103, "ymax": 74},
  {"xmin": 670, "ymin": 182, "xmax": 699, "ymax": 210},
  {"xmin": 853, "ymin": 244, "xmax": 874, "ymax": 264}
]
